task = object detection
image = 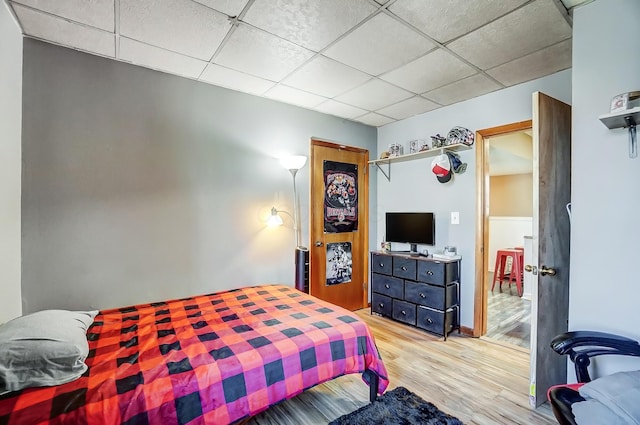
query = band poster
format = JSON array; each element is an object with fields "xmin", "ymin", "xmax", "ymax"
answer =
[
  {"xmin": 323, "ymin": 160, "xmax": 358, "ymax": 233},
  {"xmin": 326, "ymin": 242, "xmax": 352, "ymax": 285}
]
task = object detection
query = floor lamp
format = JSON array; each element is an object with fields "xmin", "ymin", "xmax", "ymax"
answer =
[{"xmin": 279, "ymin": 155, "xmax": 309, "ymax": 293}]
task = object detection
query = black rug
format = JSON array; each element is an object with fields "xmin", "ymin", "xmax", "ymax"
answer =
[{"xmin": 329, "ymin": 387, "xmax": 464, "ymax": 425}]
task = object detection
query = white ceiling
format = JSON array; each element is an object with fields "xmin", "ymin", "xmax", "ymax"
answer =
[{"xmin": 7, "ymin": 0, "xmax": 590, "ymax": 127}]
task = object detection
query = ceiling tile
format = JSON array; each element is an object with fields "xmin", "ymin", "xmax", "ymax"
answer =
[
  {"xmin": 214, "ymin": 24, "xmax": 315, "ymax": 81},
  {"xmin": 12, "ymin": 4, "xmax": 114, "ymax": 57},
  {"xmin": 119, "ymin": 0, "xmax": 230, "ymax": 61},
  {"xmin": 424, "ymin": 73, "xmax": 501, "ymax": 105},
  {"xmin": 11, "ymin": 0, "xmax": 114, "ymax": 31},
  {"xmin": 199, "ymin": 63, "xmax": 275, "ymax": 96},
  {"xmin": 380, "ymin": 48, "xmax": 476, "ymax": 93},
  {"xmin": 389, "ymin": 0, "xmax": 528, "ymax": 44},
  {"xmin": 487, "ymin": 39, "xmax": 572, "ymax": 86},
  {"xmin": 282, "ymin": 55, "xmax": 371, "ymax": 98},
  {"xmin": 242, "ymin": 0, "xmax": 376, "ymax": 52},
  {"xmin": 560, "ymin": 0, "xmax": 592, "ymax": 8},
  {"xmin": 119, "ymin": 37, "xmax": 208, "ymax": 79},
  {"xmin": 264, "ymin": 85, "xmax": 328, "ymax": 109},
  {"xmin": 353, "ymin": 112, "xmax": 395, "ymax": 127},
  {"xmin": 324, "ymin": 12, "xmax": 436, "ymax": 75},
  {"xmin": 335, "ymin": 78, "xmax": 413, "ymax": 111},
  {"xmin": 376, "ymin": 96, "xmax": 440, "ymax": 120},
  {"xmin": 447, "ymin": 0, "xmax": 572, "ymax": 70},
  {"xmin": 193, "ymin": 0, "xmax": 249, "ymax": 16},
  {"xmin": 314, "ymin": 100, "xmax": 368, "ymax": 119}
]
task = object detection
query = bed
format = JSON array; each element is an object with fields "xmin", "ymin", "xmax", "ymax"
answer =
[{"xmin": 0, "ymin": 284, "xmax": 388, "ymax": 424}]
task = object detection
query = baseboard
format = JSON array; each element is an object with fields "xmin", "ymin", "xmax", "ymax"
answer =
[{"xmin": 459, "ymin": 326, "xmax": 474, "ymax": 336}]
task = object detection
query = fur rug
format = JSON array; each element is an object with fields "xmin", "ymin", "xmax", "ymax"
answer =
[{"xmin": 329, "ymin": 386, "xmax": 464, "ymax": 425}]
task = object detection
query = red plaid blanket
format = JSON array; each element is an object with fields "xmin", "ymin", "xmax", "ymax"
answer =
[{"xmin": 0, "ymin": 285, "xmax": 388, "ymax": 424}]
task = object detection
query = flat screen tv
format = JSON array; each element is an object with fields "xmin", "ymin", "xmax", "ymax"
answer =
[{"xmin": 385, "ymin": 212, "xmax": 435, "ymax": 252}]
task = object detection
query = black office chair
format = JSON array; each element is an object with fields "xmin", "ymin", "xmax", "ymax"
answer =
[{"xmin": 547, "ymin": 331, "xmax": 640, "ymax": 425}]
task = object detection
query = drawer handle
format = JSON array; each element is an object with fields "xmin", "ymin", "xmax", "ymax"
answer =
[
  {"xmin": 427, "ymin": 318, "xmax": 433, "ymax": 324},
  {"xmin": 401, "ymin": 310, "xmax": 406, "ymax": 315},
  {"xmin": 420, "ymin": 293, "xmax": 426, "ymax": 298},
  {"xmin": 385, "ymin": 284, "xmax": 390, "ymax": 289},
  {"xmin": 401, "ymin": 266, "xmax": 407, "ymax": 271},
  {"xmin": 379, "ymin": 263, "xmax": 384, "ymax": 267},
  {"xmin": 427, "ymin": 271, "xmax": 434, "ymax": 276}
]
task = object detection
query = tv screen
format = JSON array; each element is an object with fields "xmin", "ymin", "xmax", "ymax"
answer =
[{"xmin": 385, "ymin": 212, "xmax": 435, "ymax": 247}]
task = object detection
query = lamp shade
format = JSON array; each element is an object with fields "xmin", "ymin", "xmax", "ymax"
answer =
[
  {"xmin": 280, "ymin": 155, "xmax": 307, "ymax": 171},
  {"xmin": 267, "ymin": 207, "xmax": 284, "ymax": 227}
]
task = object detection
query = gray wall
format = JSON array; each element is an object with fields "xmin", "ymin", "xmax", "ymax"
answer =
[
  {"xmin": 21, "ymin": 39, "xmax": 377, "ymax": 313},
  {"xmin": 0, "ymin": 3, "xmax": 22, "ymax": 323},
  {"xmin": 569, "ymin": 0, "xmax": 640, "ymax": 377},
  {"xmin": 377, "ymin": 70, "xmax": 571, "ymax": 328}
]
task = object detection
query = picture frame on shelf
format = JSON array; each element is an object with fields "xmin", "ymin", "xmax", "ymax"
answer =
[{"xmin": 610, "ymin": 92, "xmax": 629, "ymax": 113}]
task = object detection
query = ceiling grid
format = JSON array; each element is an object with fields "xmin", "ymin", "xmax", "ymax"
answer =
[{"xmin": 8, "ymin": 0, "xmax": 588, "ymax": 126}]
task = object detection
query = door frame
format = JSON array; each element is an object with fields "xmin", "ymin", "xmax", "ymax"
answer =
[
  {"xmin": 309, "ymin": 138, "xmax": 369, "ymax": 309},
  {"xmin": 473, "ymin": 120, "xmax": 533, "ymax": 337}
]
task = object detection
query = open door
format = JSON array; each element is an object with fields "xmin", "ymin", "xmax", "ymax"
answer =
[
  {"xmin": 529, "ymin": 92, "xmax": 572, "ymax": 407},
  {"xmin": 309, "ymin": 139, "xmax": 369, "ymax": 311}
]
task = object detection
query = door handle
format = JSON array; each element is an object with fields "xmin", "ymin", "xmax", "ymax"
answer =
[
  {"xmin": 524, "ymin": 264, "xmax": 538, "ymax": 275},
  {"xmin": 539, "ymin": 265, "xmax": 556, "ymax": 276},
  {"xmin": 315, "ymin": 241, "xmax": 324, "ymax": 247}
]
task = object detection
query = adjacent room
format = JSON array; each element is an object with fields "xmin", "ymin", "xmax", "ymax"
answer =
[{"xmin": 1, "ymin": 0, "xmax": 639, "ymax": 424}]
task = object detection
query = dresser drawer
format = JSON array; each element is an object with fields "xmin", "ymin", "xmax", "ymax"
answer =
[
  {"xmin": 416, "ymin": 306, "xmax": 457, "ymax": 336},
  {"xmin": 392, "ymin": 300, "xmax": 416, "ymax": 326},
  {"xmin": 371, "ymin": 273, "xmax": 404, "ymax": 298},
  {"xmin": 393, "ymin": 256, "xmax": 416, "ymax": 280},
  {"xmin": 371, "ymin": 293, "xmax": 392, "ymax": 317},
  {"xmin": 405, "ymin": 281, "xmax": 458, "ymax": 310},
  {"xmin": 371, "ymin": 253, "xmax": 392, "ymax": 275},
  {"xmin": 417, "ymin": 261, "xmax": 459, "ymax": 286}
]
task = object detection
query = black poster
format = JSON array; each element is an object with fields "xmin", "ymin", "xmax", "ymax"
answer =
[
  {"xmin": 326, "ymin": 242, "xmax": 352, "ymax": 285},
  {"xmin": 324, "ymin": 161, "xmax": 358, "ymax": 233}
]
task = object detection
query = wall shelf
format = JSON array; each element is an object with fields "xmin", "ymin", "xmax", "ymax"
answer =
[
  {"xmin": 369, "ymin": 143, "xmax": 471, "ymax": 181},
  {"xmin": 598, "ymin": 106, "xmax": 640, "ymax": 129},
  {"xmin": 599, "ymin": 107, "xmax": 639, "ymax": 158}
]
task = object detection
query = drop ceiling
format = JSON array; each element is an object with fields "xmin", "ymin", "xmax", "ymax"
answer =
[{"xmin": 6, "ymin": 0, "xmax": 590, "ymax": 127}]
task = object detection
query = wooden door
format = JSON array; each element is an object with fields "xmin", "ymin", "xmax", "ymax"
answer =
[
  {"xmin": 309, "ymin": 139, "xmax": 369, "ymax": 311},
  {"xmin": 529, "ymin": 92, "xmax": 572, "ymax": 407}
]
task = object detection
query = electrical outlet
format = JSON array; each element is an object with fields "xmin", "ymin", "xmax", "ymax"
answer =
[{"xmin": 451, "ymin": 211, "xmax": 460, "ymax": 225}]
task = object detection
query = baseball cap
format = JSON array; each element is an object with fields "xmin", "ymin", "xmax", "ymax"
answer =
[
  {"xmin": 446, "ymin": 151, "xmax": 467, "ymax": 174},
  {"xmin": 431, "ymin": 154, "xmax": 452, "ymax": 183}
]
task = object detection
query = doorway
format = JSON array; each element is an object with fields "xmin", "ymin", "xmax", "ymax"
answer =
[
  {"xmin": 309, "ymin": 139, "xmax": 369, "ymax": 311},
  {"xmin": 474, "ymin": 120, "xmax": 533, "ymax": 340},
  {"xmin": 484, "ymin": 128, "xmax": 534, "ymax": 350}
]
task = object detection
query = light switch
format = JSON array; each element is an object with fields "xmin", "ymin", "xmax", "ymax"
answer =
[{"xmin": 451, "ymin": 211, "xmax": 460, "ymax": 225}]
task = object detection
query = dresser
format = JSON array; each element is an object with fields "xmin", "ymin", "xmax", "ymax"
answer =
[{"xmin": 370, "ymin": 251, "xmax": 460, "ymax": 340}]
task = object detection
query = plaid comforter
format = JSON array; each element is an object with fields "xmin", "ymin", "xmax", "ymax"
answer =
[{"xmin": 0, "ymin": 285, "xmax": 388, "ymax": 424}]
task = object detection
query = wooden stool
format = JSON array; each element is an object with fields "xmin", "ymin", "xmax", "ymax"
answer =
[{"xmin": 491, "ymin": 248, "xmax": 523, "ymax": 297}]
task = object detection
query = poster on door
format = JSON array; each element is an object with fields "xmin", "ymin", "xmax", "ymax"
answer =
[
  {"xmin": 326, "ymin": 242, "xmax": 352, "ymax": 285},
  {"xmin": 324, "ymin": 160, "xmax": 358, "ymax": 233}
]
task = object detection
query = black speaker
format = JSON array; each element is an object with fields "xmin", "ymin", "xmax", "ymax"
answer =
[{"xmin": 295, "ymin": 247, "xmax": 309, "ymax": 293}]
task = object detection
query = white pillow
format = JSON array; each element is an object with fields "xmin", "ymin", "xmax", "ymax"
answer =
[
  {"xmin": 0, "ymin": 309, "xmax": 98, "ymax": 395},
  {"xmin": 576, "ymin": 370, "xmax": 640, "ymax": 425}
]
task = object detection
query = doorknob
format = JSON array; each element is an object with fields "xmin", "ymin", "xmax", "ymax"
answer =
[
  {"xmin": 524, "ymin": 264, "xmax": 537, "ymax": 274},
  {"xmin": 539, "ymin": 265, "xmax": 556, "ymax": 276},
  {"xmin": 315, "ymin": 241, "xmax": 324, "ymax": 247}
]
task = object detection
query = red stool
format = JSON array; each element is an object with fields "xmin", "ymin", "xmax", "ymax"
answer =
[{"xmin": 491, "ymin": 248, "xmax": 523, "ymax": 297}]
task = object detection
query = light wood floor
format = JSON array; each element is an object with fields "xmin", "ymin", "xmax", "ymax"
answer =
[
  {"xmin": 248, "ymin": 309, "xmax": 556, "ymax": 425},
  {"xmin": 486, "ymin": 285, "xmax": 531, "ymax": 349}
]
